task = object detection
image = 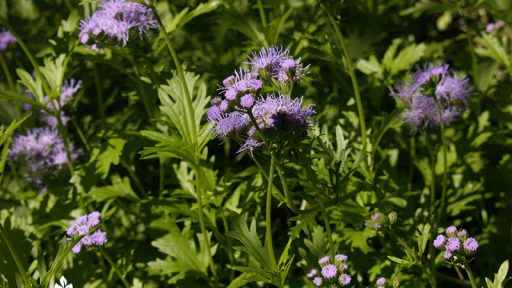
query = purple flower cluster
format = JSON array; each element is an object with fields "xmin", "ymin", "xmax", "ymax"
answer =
[
  {"xmin": 433, "ymin": 225, "xmax": 479, "ymax": 260},
  {"xmin": 66, "ymin": 211, "xmax": 107, "ymax": 254},
  {"xmin": 376, "ymin": 277, "xmax": 386, "ymax": 288},
  {"xmin": 0, "ymin": 30, "xmax": 16, "ymax": 51},
  {"xmin": 247, "ymin": 46, "xmax": 309, "ymax": 84},
  {"xmin": 307, "ymin": 254, "xmax": 351, "ymax": 287},
  {"xmin": 79, "ymin": 0, "xmax": 157, "ymax": 49},
  {"xmin": 390, "ymin": 63, "xmax": 472, "ymax": 131},
  {"xmin": 486, "ymin": 20, "xmax": 504, "ymax": 33},
  {"xmin": 208, "ymin": 46, "xmax": 314, "ymax": 152},
  {"xmin": 365, "ymin": 211, "xmax": 396, "ymax": 231},
  {"xmin": 10, "ymin": 128, "xmax": 79, "ymax": 185}
]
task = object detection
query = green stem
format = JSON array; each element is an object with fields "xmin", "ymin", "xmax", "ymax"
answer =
[
  {"xmin": 100, "ymin": 248, "xmax": 130, "ymax": 288},
  {"xmin": 0, "ymin": 52, "xmax": 14, "ymax": 91},
  {"xmin": 462, "ymin": 259, "xmax": 478, "ymax": 288},
  {"xmin": 434, "ymin": 99, "xmax": 448, "ymax": 225},
  {"xmin": 323, "ymin": 6, "xmax": 368, "ymax": 165},
  {"xmin": 266, "ymin": 153, "xmax": 277, "ymax": 269},
  {"xmin": 194, "ymin": 165, "xmax": 218, "ymax": 280},
  {"xmin": 0, "ymin": 221, "xmax": 29, "ymax": 283},
  {"xmin": 319, "ymin": 200, "xmax": 334, "ymax": 256},
  {"xmin": 152, "ymin": 8, "xmax": 198, "ymax": 143},
  {"xmin": 257, "ymin": 0, "xmax": 267, "ymax": 28},
  {"xmin": 274, "ymin": 160, "xmax": 298, "ymax": 213}
]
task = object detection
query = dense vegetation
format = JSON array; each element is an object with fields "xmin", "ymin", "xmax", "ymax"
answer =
[{"xmin": 0, "ymin": 0, "xmax": 511, "ymax": 287}]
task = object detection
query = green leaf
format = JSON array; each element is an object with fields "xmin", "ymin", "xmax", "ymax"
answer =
[
  {"xmin": 387, "ymin": 256, "xmax": 410, "ymax": 265},
  {"xmin": 90, "ymin": 137, "xmax": 126, "ymax": 179},
  {"xmin": 88, "ymin": 176, "xmax": 139, "ymax": 202}
]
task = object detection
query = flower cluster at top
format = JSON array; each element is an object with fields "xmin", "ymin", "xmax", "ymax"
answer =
[
  {"xmin": 307, "ymin": 254, "xmax": 352, "ymax": 287},
  {"xmin": 79, "ymin": 0, "xmax": 157, "ymax": 49},
  {"xmin": 66, "ymin": 211, "xmax": 108, "ymax": 254},
  {"xmin": 433, "ymin": 225, "xmax": 479, "ymax": 260},
  {"xmin": 390, "ymin": 63, "xmax": 472, "ymax": 131},
  {"xmin": 207, "ymin": 46, "xmax": 314, "ymax": 153},
  {"xmin": 0, "ymin": 30, "xmax": 16, "ymax": 51},
  {"xmin": 10, "ymin": 127, "xmax": 79, "ymax": 186}
]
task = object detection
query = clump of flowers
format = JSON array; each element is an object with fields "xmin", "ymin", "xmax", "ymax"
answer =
[
  {"xmin": 433, "ymin": 225, "xmax": 479, "ymax": 261},
  {"xmin": 0, "ymin": 30, "xmax": 16, "ymax": 51},
  {"xmin": 365, "ymin": 211, "xmax": 397, "ymax": 231},
  {"xmin": 307, "ymin": 254, "xmax": 352, "ymax": 287},
  {"xmin": 10, "ymin": 127, "xmax": 80, "ymax": 186},
  {"xmin": 207, "ymin": 46, "xmax": 314, "ymax": 153},
  {"xmin": 66, "ymin": 211, "xmax": 107, "ymax": 254},
  {"xmin": 390, "ymin": 63, "xmax": 472, "ymax": 131},
  {"xmin": 42, "ymin": 79, "xmax": 82, "ymax": 127},
  {"xmin": 79, "ymin": 0, "xmax": 158, "ymax": 49}
]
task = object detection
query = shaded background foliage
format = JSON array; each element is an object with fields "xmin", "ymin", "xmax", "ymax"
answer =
[{"xmin": 0, "ymin": 0, "xmax": 511, "ymax": 287}]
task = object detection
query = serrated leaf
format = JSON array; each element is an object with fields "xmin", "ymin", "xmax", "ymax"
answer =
[
  {"xmin": 88, "ymin": 176, "xmax": 139, "ymax": 202},
  {"xmin": 92, "ymin": 137, "xmax": 126, "ymax": 179}
]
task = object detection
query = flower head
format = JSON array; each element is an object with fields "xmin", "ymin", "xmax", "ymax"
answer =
[
  {"xmin": 463, "ymin": 237, "xmax": 479, "ymax": 252},
  {"xmin": 339, "ymin": 274, "xmax": 351, "ymax": 286},
  {"xmin": 433, "ymin": 234, "xmax": 446, "ymax": 248},
  {"xmin": 434, "ymin": 225, "xmax": 479, "ymax": 261},
  {"xmin": 313, "ymin": 277, "xmax": 323, "ymax": 287},
  {"xmin": 321, "ymin": 264, "xmax": 338, "ymax": 279},
  {"xmin": 376, "ymin": 277, "xmax": 386, "ymax": 286},
  {"xmin": 445, "ymin": 237, "xmax": 461, "ymax": 252},
  {"xmin": 307, "ymin": 269, "xmax": 317, "ymax": 278},
  {"xmin": 79, "ymin": 0, "xmax": 157, "ymax": 49},
  {"xmin": 390, "ymin": 63, "xmax": 472, "ymax": 131},
  {"xmin": 66, "ymin": 212, "xmax": 107, "ymax": 254},
  {"xmin": 0, "ymin": 30, "xmax": 16, "ymax": 51}
]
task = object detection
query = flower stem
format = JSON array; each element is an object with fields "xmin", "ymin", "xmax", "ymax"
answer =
[
  {"xmin": 274, "ymin": 160, "xmax": 298, "ymax": 213},
  {"xmin": 257, "ymin": 0, "xmax": 267, "ymax": 28},
  {"xmin": 319, "ymin": 200, "xmax": 335, "ymax": 257},
  {"xmin": 100, "ymin": 248, "xmax": 130, "ymax": 288},
  {"xmin": 322, "ymin": 6, "xmax": 368, "ymax": 166},
  {"xmin": 462, "ymin": 259, "xmax": 478, "ymax": 288},
  {"xmin": 0, "ymin": 221, "xmax": 29, "ymax": 284},
  {"xmin": 434, "ymin": 99, "xmax": 448, "ymax": 225},
  {"xmin": 0, "ymin": 52, "xmax": 14, "ymax": 91},
  {"xmin": 266, "ymin": 153, "xmax": 277, "ymax": 269}
]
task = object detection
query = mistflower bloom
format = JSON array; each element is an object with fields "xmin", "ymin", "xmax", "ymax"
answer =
[
  {"xmin": 10, "ymin": 127, "xmax": 79, "ymax": 185},
  {"xmin": 321, "ymin": 264, "xmax": 338, "ymax": 279},
  {"xmin": 318, "ymin": 256, "xmax": 330, "ymax": 266},
  {"xmin": 335, "ymin": 254, "xmax": 348, "ymax": 262},
  {"xmin": 218, "ymin": 68, "xmax": 262, "ymax": 103},
  {"xmin": 0, "ymin": 30, "xmax": 16, "ymax": 51},
  {"xmin": 247, "ymin": 46, "xmax": 309, "ymax": 84},
  {"xmin": 390, "ymin": 63, "xmax": 472, "ymax": 131},
  {"xmin": 339, "ymin": 274, "xmax": 351, "ymax": 286},
  {"xmin": 66, "ymin": 211, "xmax": 107, "ymax": 254},
  {"xmin": 486, "ymin": 20, "xmax": 504, "ymax": 33},
  {"xmin": 365, "ymin": 211, "xmax": 388, "ymax": 231},
  {"xmin": 307, "ymin": 269, "xmax": 318, "ymax": 278},
  {"xmin": 79, "ymin": 0, "xmax": 157, "ymax": 49},
  {"xmin": 434, "ymin": 225, "xmax": 479, "ymax": 261},
  {"xmin": 42, "ymin": 79, "xmax": 82, "ymax": 127},
  {"xmin": 463, "ymin": 237, "xmax": 479, "ymax": 252},
  {"xmin": 433, "ymin": 234, "xmax": 446, "ymax": 248},
  {"xmin": 376, "ymin": 277, "xmax": 386, "ymax": 287},
  {"xmin": 313, "ymin": 277, "xmax": 323, "ymax": 287}
]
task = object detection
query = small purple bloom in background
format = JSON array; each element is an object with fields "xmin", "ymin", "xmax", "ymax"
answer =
[
  {"xmin": 10, "ymin": 128, "xmax": 79, "ymax": 185},
  {"xmin": 463, "ymin": 237, "xmax": 479, "ymax": 252},
  {"xmin": 376, "ymin": 277, "xmax": 386, "ymax": 286},
  {"xmin": 458, "ymin": 229, "xmax": 468, "ymax": 238},
  {"xmin": 318, "ymin": 255, "xmax": 330, "ymax": 266},
  {"xmin": 335, "ymin": 254, "xmax": 348, "ymax": 262},
  {"xmin": 307, "ymin": 269, "xmax": 317, "ymax": 278},
  {"xmin": 339, "ymin": 273, "xmax": 351, "ymax": 286},
  {"xmin": 66, "ymin": 211, "xmax": 107, "ymax": 254},
  {"xmin": 0, "ymin": 30, "xmax": 16, "ymax": 51},
  {"xmin": 486, "ymin": 20, "xmax": 504, "ymax": 33},
  {"xmin": 445, "ymin": 225, "xmax": 457, "ymax": 235},
  {"xmin": 321, "ymin": 264, "xmax": 338, "ymax": 279},
  {"xmin": 433, "ymin": 234, "xmax": 446, "ymax": 248},
  {"xmin": 313, "ymin": 277, "xmax": 323, "ymax": 286},
  {"xmin": 390, "ymin": 63, "xmax": 472, "ymax": 131},
  {"xmin": 79, "ymin": 0, "xmax": 157, "ymax": 49}
]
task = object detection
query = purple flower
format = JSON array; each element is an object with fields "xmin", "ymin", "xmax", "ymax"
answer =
[
  {"xmin": 445, "ymin": 225, "xmax": 457, "ymax": 235},
  {"xmin": 390, "ymin": 63, "xmax": 472, "ymax": 131},
  {"xmin": 457, "ymin": 229, "xmax": 468, "ymax": 238},
  {"xmin": 433, "ymin": 234, "xmax": 446, "ymax": 248},
  {"xmin": 240, "ymin": 94, "xmax": 255, "ymax": 108},
  {"xmin": 313, "ymin": 277, "xmax": 323, "ymax": 287},
  {"xmin": 335, "ymin": 254, "xmax": 348, "ymax": 262},
  {"xmin": 67, "ymin": 212, "xmax": 107, "ymax": 254},
  {"xmin": 79, "ymin": 0, "xmax": 157, "ymax": 49},
  {"xmin": 218, "ymin": 68, "xmax": 262, "ymax": 102},
  {"xmin": 463, "ymin": 237, "xmax": 479, "ymax": 252},
  {"xmin": 443, "ymin": 250, "xmax": 453, "ymax": 260},
  {"xmin": 486, "ymin": 20, "xmax": 504, "ymax": 33},
  {"xmin": 307, "ymin": 269, "xmax": 317, "ymax": 278},
  {"xmin": 321, "ymin": 264, "xmax": 338, "ymax": 279},
  {"xmin": 376, "ymin": 277, "xmax": 386, "ymax": 285},
  {"xmin": 445, "ymin": 237, "xmax": 461, "ymax": 252},
  {"xmin": 247, "ymin": 46, "xmax": 288, "ymax": 72},
  {"xmin": 10, "ymin": 128, "xmax": 79, "ymax": 184},
  {"xmin": 318, "ymin": 256, "xmax": 330, "ymax": 266},
  {"xmin": 0, "ymin": 30, "xmax": 16, "ymax": 51},
  {"xmin": 339, "ymin": 273, "xmax": 351, "ymax": 285}
]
